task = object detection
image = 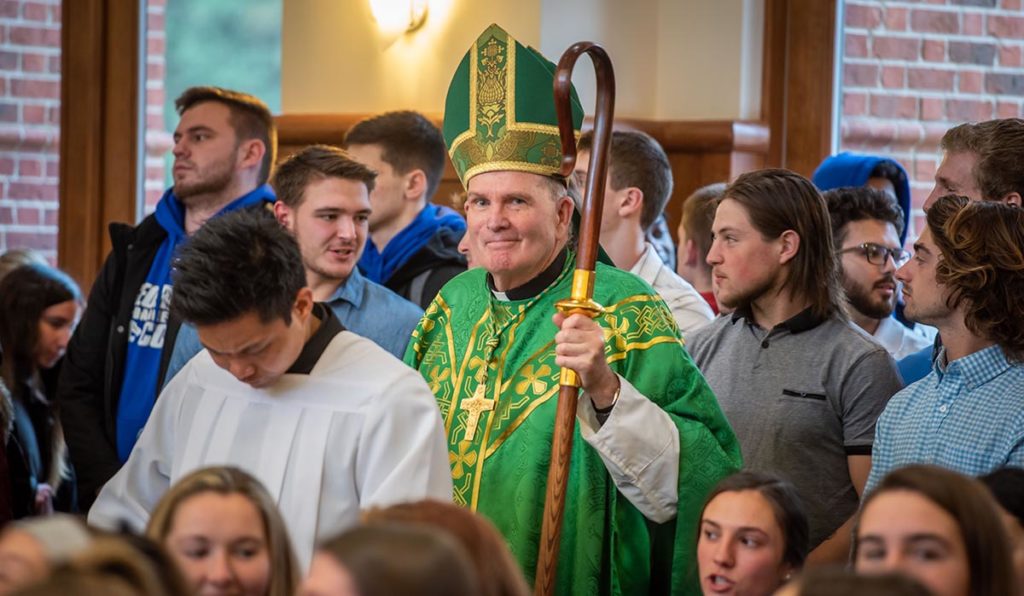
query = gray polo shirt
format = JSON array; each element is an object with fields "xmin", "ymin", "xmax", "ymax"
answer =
[{"xmin": 687, "ymin": 307, "xmax": 902, "ymax": 547}]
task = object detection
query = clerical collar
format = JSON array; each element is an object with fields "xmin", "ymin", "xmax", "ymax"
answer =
[
  {"xmin": 730, "ymin": 305, "xmax": 825, "ymax": 334},
  {"xmin": 287, "ymin": 303, "xmax": 344, "ymax": 374},
  {"xmin": 488, "ymin": 248, "xmax": 568, "ymax": 301}
]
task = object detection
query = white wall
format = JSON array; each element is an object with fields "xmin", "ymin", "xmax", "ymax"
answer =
[{"xmin": 282, "ymin": 0, "xmax": 763, "ymax": 120}]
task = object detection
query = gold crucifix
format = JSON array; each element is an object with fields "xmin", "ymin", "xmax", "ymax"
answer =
[{"xmin": 460, "ymin": 384, "xmax": 495, "ymax": 441}]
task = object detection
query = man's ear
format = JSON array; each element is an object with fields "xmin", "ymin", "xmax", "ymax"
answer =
[
  {"xmin": 778, "ymin": 230, "xmax": 800, "ymax": 265},
  {"xmin": 237, "ymin": 138, "xmax": 266, "ymax": 172},
  {"xmin": 293, "ymin": 287, "xmax": 315, "ymax": 322},
  {"xmin": 404, "ymin": 169, "xmax": 429, "ymax": 201},
  {"xmin": 618, "ymin": 187, "xmax": 644, "ymax": 219},
  {"xmin": 683, "ymin": 238, "xmax": 700, "ymax": 267},
  {"xmin": 556, "ymin": 195, "xmax": 574, "ymax": 232},
  {"xmin": 273, "ymin": 201, "xmax": 293, "ymax": 229},
  {"xmin": 1002, "ymin": 192, "xmax": 1022, "ymax": 207}
]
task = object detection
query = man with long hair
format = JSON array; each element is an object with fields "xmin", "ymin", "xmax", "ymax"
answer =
[
  {"xmin": 867, "ymin": 195, "xmax": 1024, "ymax": 492},
  {"xmin": 686, "ymin": 169, "xmax": 902, "ymax": 563}
]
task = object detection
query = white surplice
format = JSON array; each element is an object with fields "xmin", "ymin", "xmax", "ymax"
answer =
[{"xmin": 89, "ymin": 331, "xmax": 453, "ymax": 569}]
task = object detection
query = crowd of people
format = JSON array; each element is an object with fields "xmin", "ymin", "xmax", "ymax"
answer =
[{"xmin": 0, "ymin": 22, "xmax": 1021, "ymax": 596}]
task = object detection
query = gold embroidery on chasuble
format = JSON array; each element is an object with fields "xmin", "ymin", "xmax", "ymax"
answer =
[{"xmin": 429, "ymin": 285, "xmax": 683, "ymax": 508}]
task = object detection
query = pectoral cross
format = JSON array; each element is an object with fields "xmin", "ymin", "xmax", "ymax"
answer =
[{"xmin": 460, "ymin": 384, "xmax": 495, "ymax": 441}]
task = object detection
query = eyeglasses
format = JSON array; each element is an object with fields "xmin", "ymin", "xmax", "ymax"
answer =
[{"xmin": 836, "ymin": 243, "xmax": 910, "ymax": 267}]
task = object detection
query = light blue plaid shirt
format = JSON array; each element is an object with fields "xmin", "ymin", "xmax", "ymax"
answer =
[{"xmin": 866, "ymin": 344, "xmax": 1024, "ymax": 493}]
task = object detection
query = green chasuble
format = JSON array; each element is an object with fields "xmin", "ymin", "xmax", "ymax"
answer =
[{"xmin": 405, "ymin": 253, "xmax": 742, "ymax": 595}]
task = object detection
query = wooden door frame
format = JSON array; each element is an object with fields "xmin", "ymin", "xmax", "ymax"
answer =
[
  {"xmin": 58, "ymin": 0, "xmax": 141, "ymax": 288},
  {"xmin": 761, "ymin": 0, "xmax": 840, "ymax": 175}
]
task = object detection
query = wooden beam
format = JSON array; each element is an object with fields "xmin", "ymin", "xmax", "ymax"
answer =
[
  {"xmin": 58, "ymin": 0, "xmax": 140, "ymax": 289},
  {"xmin": 761, "ymin": 0, "xmax": 838, "ymax": 176}
]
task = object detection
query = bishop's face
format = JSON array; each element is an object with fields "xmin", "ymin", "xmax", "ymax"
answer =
[{"xmin": 464, "ymin": 171, "xmax": 574, "ymax": 292}]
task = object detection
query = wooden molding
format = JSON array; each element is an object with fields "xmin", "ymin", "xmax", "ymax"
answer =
[
  {"xmin": 275, "ymin": 113, "xmax": 770, "ymax": 243},
  {"xmin": 58, "ymin": 0, "xmax": 140, "ymax": 289}
]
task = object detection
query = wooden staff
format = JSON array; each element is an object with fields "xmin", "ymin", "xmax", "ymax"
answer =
[{"xmin": 534, "ymin": 42, "xmax": 616, "ymax": 596}]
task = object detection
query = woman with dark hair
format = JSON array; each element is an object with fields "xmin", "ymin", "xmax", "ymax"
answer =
[
  {"xmin": 301, "ymin": 524, "xmax": 477, "ymax": 596},
  {"xmin": 854, "ymin": 464, "xmax": 1016, "ymax": 596},
  {"xmin": 0, "ymin": 264, "xmax": 82, "ymax": 517},
  {"xmin": 696, "ymin": 471, "xmax": 809, "ymax": 595}
]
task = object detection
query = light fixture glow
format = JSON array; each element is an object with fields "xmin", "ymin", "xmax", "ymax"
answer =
[{"xmin": 369, "ymin": 0, "xmax": 428, "ymax": 38}]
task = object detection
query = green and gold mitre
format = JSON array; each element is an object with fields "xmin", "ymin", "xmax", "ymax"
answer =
[{"xmin": 443, "ymin": 23, "xmax": 585, "ymax": 187}]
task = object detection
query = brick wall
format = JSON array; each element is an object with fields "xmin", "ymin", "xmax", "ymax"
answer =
[
  {"xmin": 840, "ymin": 0, "xmax": 1024, "ymax": 239},
  {"xmin": 0, "ymin": 0, "xmax": 61, "ymax": 262},
  {"xmin": 0, "ymin": 0, "xmax": 168, "ymax": 264}
]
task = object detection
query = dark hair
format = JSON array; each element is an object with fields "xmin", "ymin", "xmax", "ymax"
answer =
[
  {"xmin": 0, "ymin": 263, "xmax": 80, "ymax": 492},
  {"xmin": 790, "ymin": 566, "xmax": 931, "ymax": 596},
  {"xmin": 869, "ymin": 160, "xmax": 907, "ymax": 189},
  {"xmin": 823, "ymin": 186, "xmax": 905, "ymax": 246},
  {"xmin": 170, "ymin": 206, "xmax": 306, "ymax": 326},
  {"xmin": 927, "ymin": 193, "xmax": 1024, "ymax": 360},
  {"xmin": 975, "ymin": 118, "xmax": 1024, "ymax": 202},
  {"xmin": 699, "ymin": 471, "xmax": 810, "ymax": 571},
  {"xmin": 0, "ymin": 264, "xmax": 82, "ymax": 389},
  {"xmin": 578, "ymin": 130, "xmax": 673, "ymax": 231},
  {"xmin": 317, "ymin": 524, "xmax": 478, "ymax": 596},
  {"xmin": 855, "ymin": 464, "xmax": 1016, "ymax": 596},
  {"xmin": 363, "ymin": 500, "xmax": 529, "ymax": 596},
  {"xmin": 681, "ymin": 183, "xmax": 727, "ymax": 273},
  {"xmin": 723, "ymin": 169, "xmax": 845, "ymax": 320},
  {"xmin": 344, "ymin": 111, "xmax": 447, "ymax": 199},
  {"xmin": 271, "ymin": 145, "xmax": 378, "ymax": 208},
  {"xmin": 980, "ymin": 467, "xmax": 1024, "ymax": 526},
  {"xmin": 175, "ymin": 86, "xmax": 277, "ymax": 185}
]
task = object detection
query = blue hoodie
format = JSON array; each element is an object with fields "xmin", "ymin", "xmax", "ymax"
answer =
[
  {"xmin": 812, "ymin": 152, "xmax": 912, "ymax": 245},
  {"xmin": 114, "ymin": 184, "xmax": 276, "ymax": 462},
  {"xmin": 359, "ymin": 203, "xmax": 466, "ymax": 285}
]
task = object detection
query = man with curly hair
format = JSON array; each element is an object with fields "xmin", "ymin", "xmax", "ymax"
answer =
[{"xmin": 866, "ymin": 194, "xmax": 1024, "ymax": 492}]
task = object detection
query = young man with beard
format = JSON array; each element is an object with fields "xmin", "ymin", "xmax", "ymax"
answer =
[
  {"xmin": 89, "ymin": 207, "xmax": 452, "ymax": 569},
  {"xmin": 825, "ymin": 187, "xmax": 931, "ymax": 360},
  {"xmin": 344, "ymin": 111, "xmax": 467, "ymax": 309},
  {"xmin": 866, "ymin": 195, "xmax": 1024, "ymax": 492},
  {"xmin": 686, "ymin": 169, "xmax": 902, "ymax": 564},
  {"xmin": 406, "ymin": 24, "xmax": 740, "ymax": 594},
  {"xmin": 57, "ymin": 87, "xmax": 278, "ymax": 510},
  {"xmin": 574, "ymin": 131, "xmax": 713, "ymax": 334}
]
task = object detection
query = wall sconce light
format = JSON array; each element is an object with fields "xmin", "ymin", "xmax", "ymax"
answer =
[{"xmin": 369, "ymin": 0, "xmax": 429, "ymax": 39}]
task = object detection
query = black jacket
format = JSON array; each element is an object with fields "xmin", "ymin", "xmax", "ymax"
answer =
[
  {"xmin": 385, "ymin": 226, "xmax": 467, "ymax": 309},
  {"xmin": 7, "ymin": 371, "xmax": 76, "ymax": 518},
  {"xmin": 57, "ymin": 214, "xmax": 181, "ymax": 510}
]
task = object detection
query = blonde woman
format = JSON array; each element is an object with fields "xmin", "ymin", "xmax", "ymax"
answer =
[{"xmin": 146, "ymin": 466, "xmax": 299, "ymax": 596}]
